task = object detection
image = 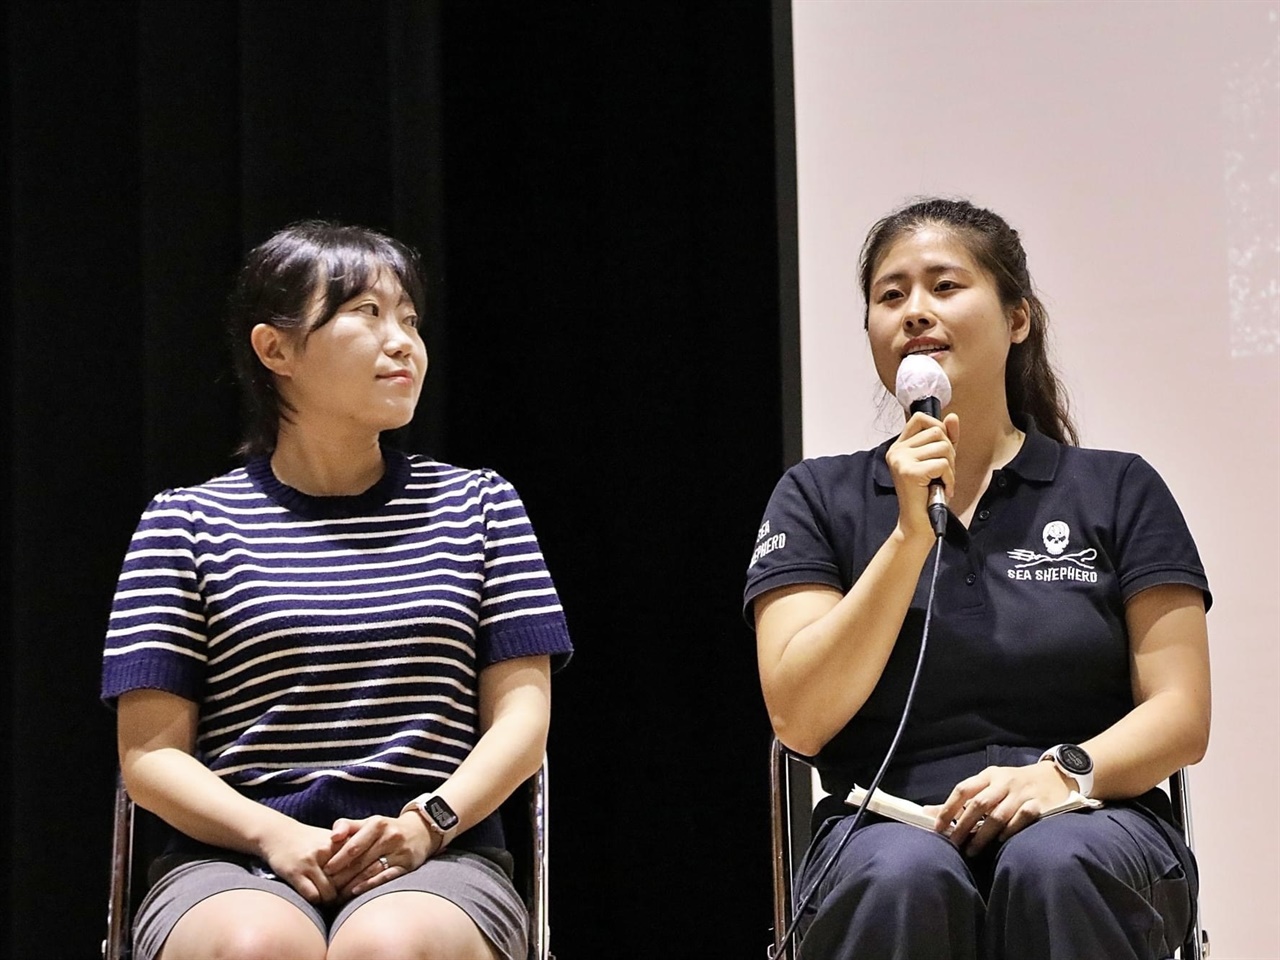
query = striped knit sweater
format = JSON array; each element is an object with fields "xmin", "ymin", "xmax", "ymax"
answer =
[{"xmin": 102, "ymin": 450, "xmax": 572, "ymax": 850}]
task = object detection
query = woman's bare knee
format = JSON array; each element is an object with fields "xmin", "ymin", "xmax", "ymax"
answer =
[
  {"xmin": 158, "ymin": 889, "xmax": 326, "ymax": 960},
  {"xmin": 328, "ymin": 891, "xmax": 499, "ymax": 960}
]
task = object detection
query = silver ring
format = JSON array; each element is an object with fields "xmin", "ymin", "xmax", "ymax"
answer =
[{"xmin": 378, "ymin": 856, "xmax": 390, "ymax": 871}]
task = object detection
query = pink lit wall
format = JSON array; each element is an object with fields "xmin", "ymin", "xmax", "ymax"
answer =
[{"xmin": 791, "ymin": 1, "xmax": 1279, "ymax": 954}]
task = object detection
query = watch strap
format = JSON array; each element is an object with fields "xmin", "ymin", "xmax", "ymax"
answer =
[
  {"xmin": 1039, "ymin": 744, "xmax": 1094, "ymax": 799},
  {"xmin": 401, "ymin": 792, "xmax": 459, "ymax": 848}
]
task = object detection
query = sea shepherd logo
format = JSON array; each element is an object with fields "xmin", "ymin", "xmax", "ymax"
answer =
[
  {"xmin": 750, "ymin": 520, "xmax": 786, "ymax": 568},
  {"xmin": 1006, "ymin": 521, "xmax": 1098, "ymax": 583}
]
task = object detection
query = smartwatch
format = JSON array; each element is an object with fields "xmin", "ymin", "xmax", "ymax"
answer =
[
  {"xmin": 1039, "ymin": 744, "xmax": 1094, "ymax": 798},
  {"xmin": 403, "ymin": 793, "xmax": 460, "ymax": 848}
]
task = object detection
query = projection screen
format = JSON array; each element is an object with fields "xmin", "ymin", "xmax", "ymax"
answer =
[{"xmin": 788, "ymin": 1, "xmax": 1279, "ymax": 954}]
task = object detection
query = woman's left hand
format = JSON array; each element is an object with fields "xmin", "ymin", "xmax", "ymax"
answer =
[
  {"xmin": 930, "ymin": 762, "xmax": 1074, "ymax": 856},
  {"xmin": 323, "ymin": 812, "xmax": 439, "ymax": 899}
]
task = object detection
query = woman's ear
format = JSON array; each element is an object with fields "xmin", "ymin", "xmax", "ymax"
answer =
[
  {"xmin": 250, "ymin": 323, "xmax": 294, "ymax": 377},
  {"xmin": 1009, "ymin": 298, "xmax": 1031, "ymax": 345}
]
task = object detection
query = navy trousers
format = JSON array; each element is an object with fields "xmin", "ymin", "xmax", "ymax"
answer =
[{"xmin": 794, "ymin": 806, "xmax": 1193, "ymax": 960}]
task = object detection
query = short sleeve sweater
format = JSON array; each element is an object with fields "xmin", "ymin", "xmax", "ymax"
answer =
[
  {"xmin": 743, "ymin": 420, "xmax": 1209, "ymax": 798},
  {"xmin": 102, "ymin": 449, "xmax": 573, "ymax": 849}
]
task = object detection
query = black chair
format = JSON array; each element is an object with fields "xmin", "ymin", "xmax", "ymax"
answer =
[
  {"xmin": 769, "ymin": 737, "xmax": 1209, "ymax": 960},
  {"xmin": 104, "ymin": 757, "xmax": 553, "ymax": 960}
]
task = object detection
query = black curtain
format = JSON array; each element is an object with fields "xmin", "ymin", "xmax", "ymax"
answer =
[{"xmin": 6, "ymin": 2, "xmax": 789, "ymax": 955}]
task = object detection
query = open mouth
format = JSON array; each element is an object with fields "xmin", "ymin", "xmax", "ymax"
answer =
[{"xmin": 903, "ymin": 344, "xmax": 949, "ymax": 358}]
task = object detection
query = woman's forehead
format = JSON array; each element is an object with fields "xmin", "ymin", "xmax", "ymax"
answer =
[
  {"xmin": 879, "ymin": 225, "xmax": 974, "ymax": 267},
  {"xmin": 311, "ymin": 260, "xmax": 408, "ymax": 302},
  {"xmin": 873, "ymin": 225, "xmax": 988, "ymax": 285},
  {"xmin": 362, "ymin": 269, "xmax": 410, "ymax": 302}
]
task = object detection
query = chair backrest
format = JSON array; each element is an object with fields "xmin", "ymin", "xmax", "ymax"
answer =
[
  {"xmin": 768, "ymin": 738, "xmax": 1207, "ymax": 960},
  {"xmin": 507, "ymin": 757, "xmax": 552, "ymax": 960},
  {"xmin": 103, "ymin": 760, "xmax": 553, "ymax": 960},
  {"xmin": 103, "ymin": 772, "xmax": 132, "ymax": 960},
  {"xmin": 1166, "ymin": 767, "xmax": 1207, "ymax": 960}
]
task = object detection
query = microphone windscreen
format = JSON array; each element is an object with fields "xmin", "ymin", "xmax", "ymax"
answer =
[{"xmin": 895, "ymin": 354, "xmax": 952, "ymax": 411}]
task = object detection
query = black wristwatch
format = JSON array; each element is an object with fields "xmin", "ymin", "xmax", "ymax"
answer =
[
  {"xmin": 403, "ymin": 793, "xmax": 460, "ymax": 847},
  {"xmin": 1039, "ymin": 744, "xmax": 1094, "ymax": 798}
]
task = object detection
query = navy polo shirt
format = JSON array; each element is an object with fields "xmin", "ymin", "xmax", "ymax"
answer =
[{"xmin": 744, "ymin": 420, "xmax": 1211, "ymax": 797}]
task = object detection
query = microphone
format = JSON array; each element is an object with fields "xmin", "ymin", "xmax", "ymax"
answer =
[{"xmin": 895, "ymin": 354, "xmax": 952, "ymax": 538}]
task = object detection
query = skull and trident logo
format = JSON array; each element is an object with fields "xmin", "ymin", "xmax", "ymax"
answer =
[{"xmin": 1007, "ymin": 521, "xmax": 1098, "ymax": 569}]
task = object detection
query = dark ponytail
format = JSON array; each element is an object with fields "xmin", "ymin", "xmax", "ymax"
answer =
[{"xmin": 858, "ymin": 197, "xmax": 1079, "ymax": 446}]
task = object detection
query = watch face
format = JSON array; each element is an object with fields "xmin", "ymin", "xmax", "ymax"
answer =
[
  {"xmin": 1058, "ymin": 744, "xmax": 1092, "ymax": 776},
  {"xmin": 425, "ymin": 795, "xmax": 460, "ymax": 831}
]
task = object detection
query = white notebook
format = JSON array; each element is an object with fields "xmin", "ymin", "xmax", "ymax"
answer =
[{"xmin": 845, "ymin": 783, "xmax": 1102, "ymax": 832}]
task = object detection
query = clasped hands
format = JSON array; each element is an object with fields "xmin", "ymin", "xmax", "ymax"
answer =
[
  {"xmin": 259, "ymin": 810, "xmax": 441, "ymax": 905},
  {"xmin": 921, "ymin": 761, "xmax": 1076, "ymax": 857}
]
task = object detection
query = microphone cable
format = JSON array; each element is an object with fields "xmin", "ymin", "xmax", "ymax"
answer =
[{"xmin": 768, "ymin": 533, "xmax": 945, "ymax": 960}]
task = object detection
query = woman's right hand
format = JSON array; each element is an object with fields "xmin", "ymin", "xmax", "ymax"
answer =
[
  {"xmin": 257, "ymin": 820, "xmax": 342, "ymax": 905},
  {"xmin": 118, "ymin": 690, "xmax": 347, "ymax": 905},
  {"xmin": 322, "ymin": 811, "xmax": 440, "ymax": 900},
  {"xmin": 886, "ymin": 410, "xmax": 959, "ymax": 538}
]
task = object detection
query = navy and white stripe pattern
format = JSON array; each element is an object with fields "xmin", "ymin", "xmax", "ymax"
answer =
[{"xmin": 102, "ymin": 451, "xmax": 572, "ymax": 830}]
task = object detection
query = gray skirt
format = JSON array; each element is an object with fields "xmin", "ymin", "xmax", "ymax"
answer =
[{"xmin": 133, "ymin": 848, "xmax": 528, "ymax": 960}]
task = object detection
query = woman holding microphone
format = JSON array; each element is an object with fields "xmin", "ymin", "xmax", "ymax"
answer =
[{"xmin": 745, "ymin": 198, "xmax": 1209, "ymax": 959}]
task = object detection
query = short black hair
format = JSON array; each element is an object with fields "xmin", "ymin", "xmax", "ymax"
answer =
[{"xmin": 226, "ymin": 220, "xmax": 427, "ymax": 457}]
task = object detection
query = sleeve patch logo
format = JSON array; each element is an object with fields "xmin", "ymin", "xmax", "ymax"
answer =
[
  {"xmin": 1005, "ymin": 521, "xmax": 1098, "ymax": 582},
  {"xmin": 750, "ymin": 519, "xmax": 787, "ymax": 568}
]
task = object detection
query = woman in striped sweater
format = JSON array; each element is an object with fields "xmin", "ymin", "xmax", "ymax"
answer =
[{"xmin": 102, "ymin": 222, "xmax": 573, "ymax": 960}]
